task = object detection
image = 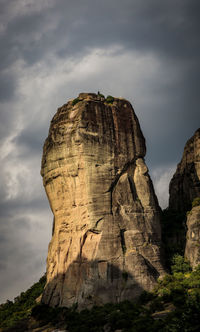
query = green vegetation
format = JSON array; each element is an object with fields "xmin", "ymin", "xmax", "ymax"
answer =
[
  {"xmin": 31, "ymin": 301, "xmax": 158, "ymax": 332},
  {"xmin": 106, "ymin": 95, "xmax": 114, "ymax": 104},
  {"xmin": 0, "ymin": 275, "xmax": 46, "ymax": 330},
  {"xmin": 97, "ymin": 92, "xmax": 105, "ymax": 98},
  {"xmin": 192, "ymin": 197, "xmax": 200, "ymax": 208},
  {"xmin": 171, "ymin": 254, "xmax": 191, "ymax": 274},
  {"xmin": 72, "ymin": 97, "xmax": 81, "ymax": 106},
  {"xmin": 1, "ymin": 260, "xmax": 200, "ymax": 331},
  {"xmin": 28, "ymin": 261, "xmax": 200, "ymax": 331}
]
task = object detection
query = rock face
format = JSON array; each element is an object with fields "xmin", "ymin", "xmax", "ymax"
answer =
[
  {"xmin": 168, "ymin": 128, "xmax": 200, "ymax": 268},
  {"xmin": 185, "ymin": 206, "xmax": 200, "ymax": 269},
  {"xmin": 169, "ymin": 129, "xmax": 200, "ymax": 212},
  {"xmin": 41, "ymin": 93, "xmax": 165, "ymax": 308}
]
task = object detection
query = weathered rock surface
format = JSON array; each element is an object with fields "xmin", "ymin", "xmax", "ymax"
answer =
[
  {"xmin": 41, "ymin": 93, "xmax": 165, "ymax": 308},
  {"xmin": 169, "ymin": 129, "xmax": 200, "ymax": 212},
  {"xmin": 168, "ymin": 128, "xmax": 200, "ymax": 268},
  {"xmin": 185, "ymin": 206, "xmax": 200, "ymax": 268}
]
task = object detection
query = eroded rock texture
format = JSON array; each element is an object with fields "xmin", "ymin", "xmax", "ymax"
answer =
[
  {"xmin": 169, "ymin": 129, "xmax": 200, "ymax": 212},
  {"xmin": 168, "ymin": 128, "xmax": 200, "ymax": 268},
  {"xmin": 185, "ymin": 206, "xmax": 200, "ymax": 269},
  {"xmin": 41, "ymin": 93, "xmax": 165, "ymax": 308}
]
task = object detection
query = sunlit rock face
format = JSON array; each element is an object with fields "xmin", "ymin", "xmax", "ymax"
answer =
[
  {"xmin": 41, "ymin": 93, "xmax": 165, "ymax": 309},
  {"xmin": 185, "ymin": 206, "xmax": 200, "ymax": 269},
  {"xmin": 169, "ymin": 129, "xmax": 200, "ymax": 212}
]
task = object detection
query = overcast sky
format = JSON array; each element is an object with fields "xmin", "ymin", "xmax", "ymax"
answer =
[{"xmin": 0, "ymin": 0, "xmax": 200, "ymax": 303}]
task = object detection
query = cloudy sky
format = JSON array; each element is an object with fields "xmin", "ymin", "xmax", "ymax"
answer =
[{"xmin": 0, "ymin": 0, "xmax": 200, "ymax": 303}]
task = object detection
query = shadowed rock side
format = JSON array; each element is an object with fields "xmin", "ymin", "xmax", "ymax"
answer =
[
  {"xmin": 185, "ymin": 206, "xmax": 200, "ymax": 269},
  {"xmin": 41, "ymin": 93, "xmax": 165, "ymax": 309},
  {"xmin": 169, "ymin": 128, "xmax": 200, "ymax": 212},
  {"xmin": 168, "ymin": 128, "xmax": 200, "ymax": 268}
]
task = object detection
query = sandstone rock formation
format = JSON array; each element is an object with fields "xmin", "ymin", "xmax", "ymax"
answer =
[
  {"xmin": 169, "ymin": 129, "xmax": 200, "ymax": 212},
  {"xmin": 168, "ymin": 128, "xmax": 200, "ymax": 268},
  {"xmin": 185, "ymin": 205, "xmax": 200, "ymax": 269},
  {"xmin": 41, "ymin": 93, "xmax": 165, "ymax": 308}
]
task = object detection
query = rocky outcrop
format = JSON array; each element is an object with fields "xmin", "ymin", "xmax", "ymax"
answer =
[
  {"xmin": 185, "ymin": 206, "xmax": 200, "ymax": 269},
  {"xmin": 41, "ymin": 93, "xmax": 165, "ymax": 309},
  {"xmin": 169, "ymin": 129, "xmax": 200, "ymax": 212},
  {"xmin": 168, "ymin": 128, "xmax": 200, "ymax": 268}
]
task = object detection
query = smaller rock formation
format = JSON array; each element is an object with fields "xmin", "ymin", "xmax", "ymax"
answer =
[
  {"xmin": 169, "ymin": 129, "xmax": 200, "ymax": 212},
  {"xmin": 185, "ymin": 206, "xmax": 200, "ymax": 269},
  {"xmin": 168, "ymin": 128, "xmax": 200, "ymax": 268}
]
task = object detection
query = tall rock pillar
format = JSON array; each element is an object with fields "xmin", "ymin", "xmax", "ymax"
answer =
[
  {"xmin": 168, "ymin": 129, "xmax": 200, "ymax": 268},
  {"xmin": 169, "ymin": 129, "xmax": 200, "ymax": 213},
  {"xmin": 41, "ymin": 93, "xmax": 165, "ymax": 308}
]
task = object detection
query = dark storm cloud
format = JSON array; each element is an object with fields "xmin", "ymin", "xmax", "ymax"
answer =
[
  {"xmin": 0, "ymin": 0, "xmax": 200, "ymax": 303},
  {"xmin": 1, "ymin": 0, "xmax": 200, "ymax": 100},
  {"xmin": 0, "ymin": 71, "xmax": 16, "ymax": 101},
  {"xmin": 0, "ymin": 197, "xmax": 49, "ymax": 218},
  {"xmin": 15, "ymin": 124, "xmax": 45, "ymax": 154},
  {"xmin": 144, "ymin": 61, "xmax": 200, "ymax": 169},
  {"xmin": 0, "ymin": 212, "xmax": 50, "ymax": 302}
]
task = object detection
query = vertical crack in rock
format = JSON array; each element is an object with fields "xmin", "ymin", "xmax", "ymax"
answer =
[
  {"xmin": 120, "ymin": 229, "xmax": 126, "ymax": 253},
  {"xmin": 79, "ymin": 233, "xmax": 88, "ymax": 260},
  {"xmin": 64, "ymin": 238, "xmax": 72, "ymax": 265},
  {"xmin": 127, "ymin": 175, "xmax": 137, "ymax": 201},
  {"xmin": 52, "ymin": 217, "xmax": 55, "ymax": 235},
  {"xmin": 41, "ymin": 93, "xmax": 165, "ymax": 309},
  {"xmin": 107, "ymin": 157, "xmax": 142, "ymax": 214}
]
